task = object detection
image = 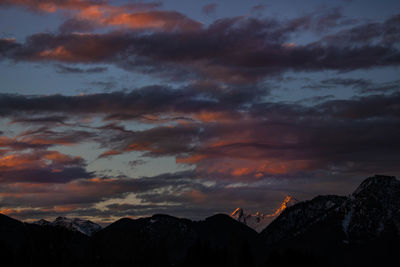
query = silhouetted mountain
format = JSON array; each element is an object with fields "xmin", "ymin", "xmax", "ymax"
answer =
[
  {"xmin": 34, "ymin": 216, "xmax": 102, "ymax": 236},
  {"xmin": 0, "ymin": 214, "xmax": 89, "ymax": 267},
  {"xmin": 90, "ymin": 214, "xmax": 196, "ymax": 266},
  {"xmin": 90, "ymin": 213, "xmax": 259, "ymax": 267},
  {"xmin": 188, "ymin": 214, "xmax": 260, "ymax": 267},
  {"xmin": 0, "ymin": 213, "xmax": 29, "ymax": 267},
  {"xmin": 260, "ymin": 175, "xmax": 400, "ymax": 267},
  {"xmin": 0, "ymin": 175, "xmax": 399, "ymax": 267}
]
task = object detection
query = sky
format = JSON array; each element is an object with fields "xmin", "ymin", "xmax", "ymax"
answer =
[{"xmin": 0, "ymin": 0, "xmax": 399, "ymax": 224}]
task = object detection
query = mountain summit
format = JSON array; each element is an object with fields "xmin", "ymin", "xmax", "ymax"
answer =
[
  {"xmin": 231, "ymin": 195, "xmax": 298, "ymax": 232},
  {"xmin": 34, "ymin": 216, "xmax": 102, "ymax": 236},
  {"xmin": 261, "ymin": 175, "xmax": 400, "ymax": 266},
  {"xmin": 262, "ymin": 175, "xmax": 400, "ymax": 241}
]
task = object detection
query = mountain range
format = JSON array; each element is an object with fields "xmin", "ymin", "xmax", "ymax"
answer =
[
  {"xmin": 34, "ymin": 216, "xmax": 102, "ymax": 236},
  {"xmin": 0, "ymin": 174, "xmax": 399, "ymax": 267},
  {"xmin": 231, "ymin": 195, "xmax": 298, "ymax": 232}
]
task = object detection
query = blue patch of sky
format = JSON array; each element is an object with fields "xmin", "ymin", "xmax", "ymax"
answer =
[{"xmin": 0, "ymin": 7, "xmax": 62, "ymax": 41}]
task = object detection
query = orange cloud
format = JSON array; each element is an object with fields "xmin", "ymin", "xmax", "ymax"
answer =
[
  {"xmin": 98, "ymin": 150, "xmax": 122, "ymax": 158},
  {"xmin": 44, "ymin": 151, "xmax": 82, "ymax": 165},
  {"xmin": 193, "ymin": 111, "xmax": 234, "ymax": 123},
  {"xmin": 39, "ymin": 46, "xmax": 76, "ymax": 61},
  {"xmin": 190, "ymin": 156, "xmax": 314, "ymax": 178},
  {"xmin": 3, "ymin": 0, "xmax": 201, "ymax": 32},
  {"xmin": 231, "ymin": 167, "xmax": 251, "ymax": 176},
  {"xmin": 2, "ymin": 0, "xmax": 103, "ymax": 12},
  {"xmin": 176, "ymin": 154, "xmax": 208, "ymax": 164},
  {"xmin": 0, "ymin": 153, "xmax": 46, "ymax": 170},
  {"xmin": 0, "ymin": 208, "xmax": 18, "ymax": 215},
  {"xmin": 53, "ymin": 205, "xmax": 79, "ymax": 212},
  {"xmin": 126, "ymin": 142, "xmax": 154, "ymax": 152},
  {"xmin": 185, "ymin": 189, "xmax": 207, "ymax": 203}
]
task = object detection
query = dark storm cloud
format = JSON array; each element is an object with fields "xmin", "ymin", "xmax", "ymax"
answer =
[{"xmin": 0, "ymin": 13, "xmax": 399, "ymax": 83}]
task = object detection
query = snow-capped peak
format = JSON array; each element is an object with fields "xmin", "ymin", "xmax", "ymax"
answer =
[
  {"xmin": 231, "ymin": 195, "xmax": 298, "ymax": 232},
  {"xmin": 267, "ymin": 195, "xmax": 298, "ymax": 217},
  {"xmin": 231, "ymin": 208, "xmax": 244, "ymax": 219},
  {"xmin": 34, "ymin": 216, "xmax": 102, "ymax": 236}
]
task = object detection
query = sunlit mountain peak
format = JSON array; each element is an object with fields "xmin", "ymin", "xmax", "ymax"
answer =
[{"xmin": 231, "ymin": 195, "xmax": 298, "ymax": 232}]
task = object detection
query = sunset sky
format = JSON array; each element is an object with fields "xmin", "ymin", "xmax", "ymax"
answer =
[{"xmin": 0, "ymin": 0, "xmax": 399, "ymax": 224}]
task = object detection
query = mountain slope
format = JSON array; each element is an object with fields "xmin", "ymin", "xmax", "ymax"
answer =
[
  {"xmin": 34, "ymin": 217, "xmax": 102, "ymax": 236},
  {"xmin": 91, "ymin": 213, "xmax": 260, "ymax": 267},
  {"xmin": 90, "ymin": 214, "xmax": 197, "ymax": 266},
  {"xmin": 0, "ymin": 214, "xmax": 89, "ymax": 267},
  {"xmin": 260, "ymin": 175, "xmax": 400, "ymax": 267},
  {"xmin": 231, "ymin": 195, "xmax": 298, "ymax": 232}
]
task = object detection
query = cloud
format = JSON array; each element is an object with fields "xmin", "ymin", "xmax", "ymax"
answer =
[
  {"xmin": 0, "ymin": 171, "xmax": 200, "ymax": 214},
  {"xmin": 0, "ymin": 0, "xmax": 201, "ymax": 32},
  {"xmin": 0, "ymin": 4, "xmax": 399, "ymax": 223},
  {"xmin": 89, "ymin": 81, "xmax": 116, "ymax": 91},
  {"xmin": 303, "ymin": 78, "xmax": 400, "ymax": 94},
  {"xmin": 250, "ymin": 4, "xmax": 266, "ymax": 17},
  {"xmin": 9, "ymin": 115, "xmax": 68, "ymax": 125},
  {"xmin": 1, "ymin": 13, "xmax": 398, "ymax": 84},
  {"xmin": 0, "ymin": 0, "xmax": 106, "ymax": 12},
  {"xmin": 128, "ymin": 160, "xmax": 146, "ymax": 168},
  {"xmin": 202, "ymin": 3, "xmax": 217, "ymax": 15},
  {"xmin": 1, "ymin": 88, "xmax": 399, "ymax": 180},
  {"xmin": 0, "ymin": 150, "xmax": 93, "ymax": 183},
  {"xmin": 0, "ymin": 84, "xmax": 263, "ymax": 120},
  {"xmin": 93, "ymin": 92, "xmax": 400, "ymax": 178},
  {"xmin": 55, "ymin": 64, "xmax": 107, "ymax": 74},
  {"xmin": 58, "ymin": 18, "xmax": 99, "ymax": 34},
  {"xmin": 321, "ymin": 14, "xmax": 400, "ymax": 45}
]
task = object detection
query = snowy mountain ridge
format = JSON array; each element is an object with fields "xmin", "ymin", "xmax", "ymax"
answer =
[
  {"xmin": 261, "ymin": 175, "xmax": 400, "ymax": 245},
  {"xmin": 34, "ymin": 216, "xmax": 102, "ymax": 236},
  {"xmin": 231, "ymin": 195, "xmax": 298, "ymax": 232}
]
